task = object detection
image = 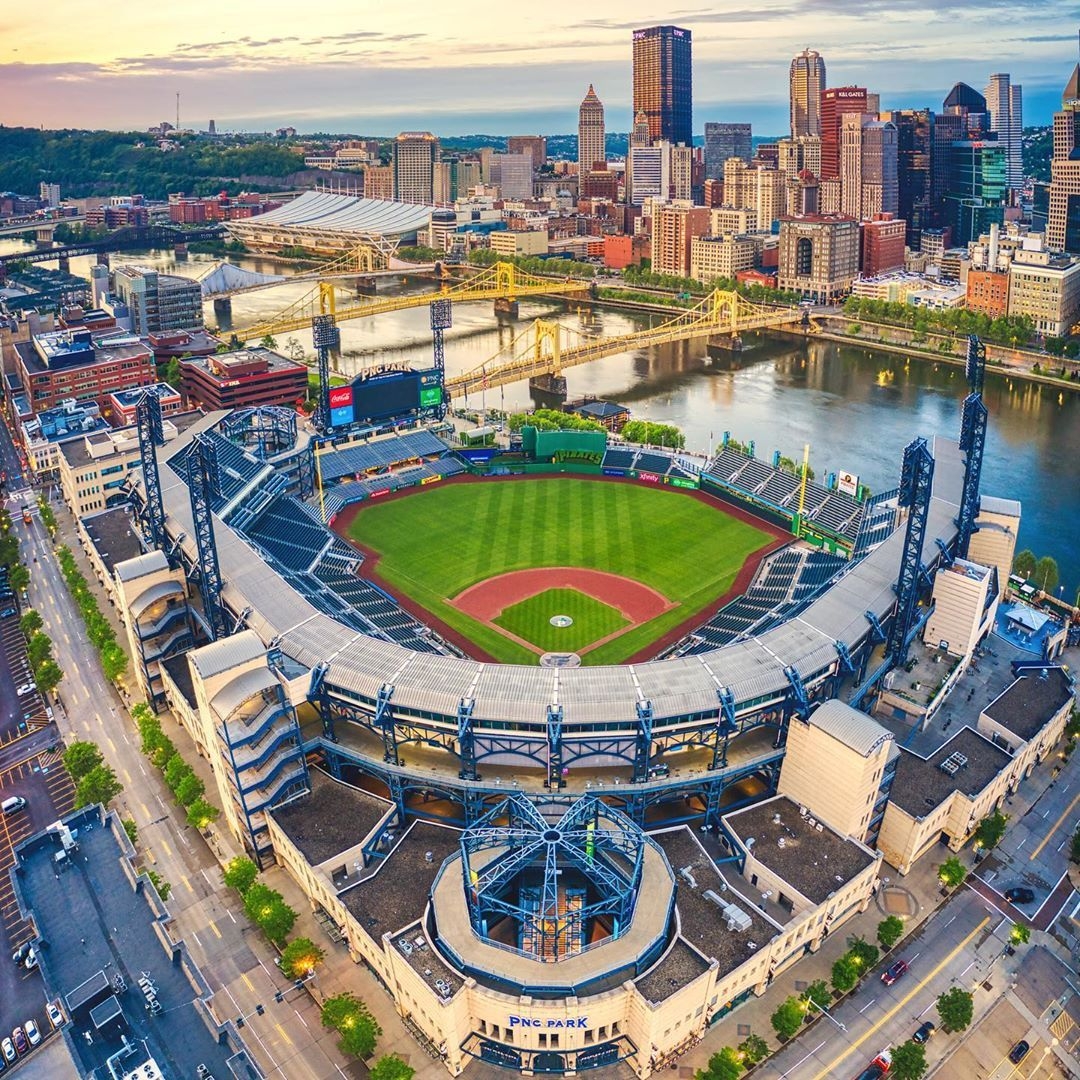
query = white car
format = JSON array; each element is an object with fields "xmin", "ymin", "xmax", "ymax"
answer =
[
  {"xmin": 16, "ymin": 683, "xmax": 35, "ymax": 696},
  {"xmin": 24, "ymin": 1020, "xmax": 40, "ymax": 1047},
  {"xmin": 24, "ymin": 948, "xmax": 37, "ymax": 971},
  {"xmin": 46, "ymin": 1002, "xmax": 63, "ymax": 1029},
  {"xmin": 1, "ymin": 1038, "xmax": 14, "ymax": 1063}
]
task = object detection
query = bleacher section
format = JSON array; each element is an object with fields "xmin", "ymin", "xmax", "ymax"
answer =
[
  {"xmin": 702, "ymin": 444, "xmax": 865, "ymax": 542},
  {"xmin": 167, "ymin": 430, "xmax": 271, "ymax": 515},
  {"xmin": 666, "ymin": 546, "xmax": 847, "ymax": 657},
  {"xmin": 244, "ymin": 496, "xmax": 331, "ymax": 573},
  {"xmin": 318, "ymin": 430, "xmax": 451, "ymax": 483},
  {"xmin": 853, "ymin": 488, "xmax": 900, "ymax": 556},
  {"xmin": 600, "ymin": 445, "xmax": 703, "ymax": 479}
]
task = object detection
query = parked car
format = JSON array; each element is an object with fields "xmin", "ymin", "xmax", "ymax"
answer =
[
  {"xmin": 23, "ymin": 1020, "xmax": 40, "ymax": 1047},
  {"xmin": 45, "ymin": 1002, "xmax": 63, "ymax": 1029},
  {"xmin": 1, "ymin": 1039, "xmax": 14, "ymax": 1064},
  {"xmin": 24, "ymin": 948, "xmax": 37, "ymax": 971},
  {"xmin": 10, "ymin": 1030, "xmax": 26, "ymax": 1056},
  {"xmin": 912, "ymin": 1021, "xmax": 936, "ymax": 1043},
  {"xmin": 1009, "ymin": 1040, "xmax": 1030, "ymax": 1064},
  {"xmin": 11, "ymin": 943, "xmax": 29, "ymax": 965},
  {"xmin": 881, "ymin": 959, "xmax": 909, "ymax": 986},
  {"xmin": 852, "ymin": 1051, "xmax": 891, "ymax": 1079},
  {"xmin": 1005, "ymin": 887, "xmax": 1035, "ymax": 904}
]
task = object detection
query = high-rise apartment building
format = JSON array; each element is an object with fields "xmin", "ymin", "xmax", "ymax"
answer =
[
  {"xmin": 790, "ymin": 49, "xmax": 826, "ymax": 139},
  {"xmin": 490, "ymin": 154, "xmax": 533, "ymax": 201},
  {"xmin": 39, "ymin": 182, "xmax": 61, "ymax": 207},
  {"xmin": 627, "ymin": 142, "xmax": 671, "ymax": 207},
  {"xmin": 392, "ymin": 132, "xmax": 440, "ymax": 204},
  {"xmin": 703, "ymin": 123, "xmax": 751, "ymax": 181},
  {"xmin": 671, "ymin": 145, "xmax": 694, "ymax": 201},
  {"xmin": 841, "ymin": 116, "xmax": 898, "ymax": 221},
  {"xmin": 632, "ymin": 25, "xmax": 693, "ymax": 145},
  {"xmin": 820, "ymin": 87, "xmax": 868, "ymax": 180},
  {"xmin": 578, "ymin": 85, "xmax": 606, "ymax": 176},
  {"xmin": 884, "ymin": 109, "xmax": 934, "ymax": 247},
  {"xmin": 1048, "ymin": 64, "xmax": 1080, "ymax": 253},
  {"xmin": 984, "ymin": 74, "xmax": 1023, "ymax": 196},
  {"xmin": 506, "ymin": 136, "xmax": 547, "ymax": 168},
  {"xmin": 112, "ymin": 266, "xmax": 204, "ymax": 335},
  {"xmin": 651, "ymin": 203, "xmax": 710, "ymax": 277}
]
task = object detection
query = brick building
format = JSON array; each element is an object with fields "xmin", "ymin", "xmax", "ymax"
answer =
[
  {"xmin": 180, "ymin": 347, "xmax": 309, "ymax": 410},
  {"xmin": 778, "ymin": 214, "xmax": 860, "ymax": 302},
  {"xmin": 860, "ymin": 213, "xmax": 907, "ymax": 277},
  {"xmin": 965, "ymin": 269, "xmax": 1010, "ymax": 317}
]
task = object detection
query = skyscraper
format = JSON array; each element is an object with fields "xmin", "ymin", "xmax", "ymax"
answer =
[
  {"xmin": 884, "ymin": 109, "xmax": 934, "ymax": 247},
  {"xmin": 820, "ymin": 86, "xmax": 868, "ymax": 180},
  {"xmin": 1048, "ymin": 63, "xmax": 1080, "ymax": 253},
  {"xmin": 506, "ymin": 136, "xmax": 547, "ymax": 168},
  {"xmin": 392, "ymin": 132, "xmax": 440, "ymax": 204},
  {"xmin": 984, "ymin": 74, "xmax": 1023, "ymax": 196},
  {"xmin": 577, "ymin": 85, "xmax": 606, "ymax": 177},
  {"xmin": 703, "ymin": 123, "xmax": 752, "ymax": 181},
  {"xmin": 630, "ymin": 110, "xmax": 651, "ymax": 149},
  {"xmin": 632, "ymin": 25, "xmax": 693, "ymax": 145},
  {"xmin": 840, "ymin": 115, "xmax": 898, "ymax": 220},
  {"xmin": 790, "ymin": 49, "xmax": 826, "ymax": 139}
]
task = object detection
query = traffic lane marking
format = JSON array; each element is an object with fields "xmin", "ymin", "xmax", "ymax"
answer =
[
  {"xmin": 809, "ymin": 916, "xmax": 991, "ymax": 1080},
  {"xmin": 1029, "ymin": 789, "xmax": 1080, "ymax": 861}
]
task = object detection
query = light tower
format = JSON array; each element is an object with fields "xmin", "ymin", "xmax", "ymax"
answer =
[
  {"xmin": 135, "ymin": 391, "xmax": 166, "ymax": 551},
  {"xmin": 187, "ymin": 433, "xmax": 228, "ymax": 641},
  {"xmin": 429, "ymin": 299, "xmax": 451, "ymax": 420},
  {"xmin": 312, "ymin": 312, "xmax": 340, "ymax": 435}
]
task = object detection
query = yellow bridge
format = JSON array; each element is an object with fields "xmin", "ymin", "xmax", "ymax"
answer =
[
  {"xmin": 446, "ymin": 290, "xmax": 808, "ymax": 397},
  {"xmin": 238, "ymin": 261, "xmax": 589, "ymax": 341}
]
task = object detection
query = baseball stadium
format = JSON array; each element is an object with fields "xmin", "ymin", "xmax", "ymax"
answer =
[{"xmin": 98, "ymin": 331, "xmax": 1049, "ymax": 1078}]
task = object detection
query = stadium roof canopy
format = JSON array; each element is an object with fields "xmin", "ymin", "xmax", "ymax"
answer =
[{"xmin": 224, "ymin": 191, "xmax": 432, "ymax": 255}]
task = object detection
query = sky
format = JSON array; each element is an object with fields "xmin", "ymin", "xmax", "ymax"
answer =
[{"xmin": 2, "ymin": 1, "xmax": 1078, "ymax": 136}]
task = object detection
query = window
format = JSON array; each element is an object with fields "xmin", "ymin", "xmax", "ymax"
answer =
[
  {"xmin": 538, "ymin": 1034, "xmax": 547, "ymax": 1048},
  {"xmin": 611, "ymin": 1021, "xmax": 620, "ymax": 1035},
  {"xmin": 550, "ymin": 1034, "xmax": 559, "ymax": 1048},
  {"xmin": 796, "ymin": 235, "xmax": 814, "ymax": 277},
  {"xmin": 584, "ymin": 1030, "xmax": 594, "ymax": 1045}
]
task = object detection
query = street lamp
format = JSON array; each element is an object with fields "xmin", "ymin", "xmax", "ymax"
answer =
[{"xmin": 805, "ymin": 997, "xmax": 846, "ymax": 1032}]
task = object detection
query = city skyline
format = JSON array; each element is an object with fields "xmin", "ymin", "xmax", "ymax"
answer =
[{"xmin": 1, "ymin": 2, "xmax": 1077, "ymax": 135}]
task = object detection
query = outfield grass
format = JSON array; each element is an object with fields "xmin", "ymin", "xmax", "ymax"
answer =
[
  {"xmin": 346, "ymin": 478, "xmax": 772, "ymax": 664},
  {"xmin": 494, "ymin": 588, "xmax": 628, "ymax": 653}
]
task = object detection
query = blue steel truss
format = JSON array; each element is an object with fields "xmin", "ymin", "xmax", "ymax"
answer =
[
  {"xmin": 710, "ymin": 688, "xmax": 737, "ymax": 770},
  {"xmin": 784, "ymin": 665, "xmax": 810, "ymax": 720},
  {"xmin": 633, "ymin": 700, "xmax": 653, "ymax": 783},
  {"xmin": 187, "ymin": 433, "xmax": 229, "ymax": 641},
  {"xmin": 885, "ymin": 437, "xmax": 935, "ymax": 664},
  {"xmin": 547, "ymin": 705, "xmax": 565, "ymax": 788},
  {"xmin": 136, "ymin": 391, "xmax": 167, "ymax": 551},
  {"xmin": 956, "ymin": 392, "xmax": 988, "ymax": 559},
  {"xmin": 965, "ymin": 333, "xmax": 986, "ymax": 394},
  {"xmin": 375, "ymin": 683, "xmax": 398, "ymax": 764},
  {"xmin": 222, "ymin": 407, "xmax": 298, "ymax": 460},
  {"xmin": 430, "ymin": 299, "xmax": 451, "ymax": 421},
  {"xmin": 312, "ymin": 313, "xmax": 340, "ymax": 435},
  {"xmin": 461, "ymin": 795, "xmax": 644, "ymax": 961},
  {"xmin": 458, "ymin": 697, "xmax": 478, "ymax": 781}
]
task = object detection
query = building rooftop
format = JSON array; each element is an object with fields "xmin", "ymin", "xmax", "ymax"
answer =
[
  {"xmin": 806, "ymin": 700, "xmax": 894, "ymax": 759},
  {"xmin": 162, "ymin": 653, "xmax": 197, "ymax": 708},
  {"xmin": 890, "ymin": 726, "xmax": 1013, "ymax": 817},
  {"xmin": 109, "ymin": 382, "xmax": 182, "ymax": 409},
  {"xmin": 940, "ymin": 557, "xmax": 991, "ymax": 584},
  {"xmin": 723, "ymin": 795, "xmax": 877, "ymax": 905},
  {"xmin": 980, "ymin": 494, "xmax": 1021, "ymax": 517},
  {"xmin": 270, "ymin": 770, "xmax": 392, "ymax": 867},
  {"xmin": 635, "ymin": 937, "xmax": 712, "ymax": 1003},
  {"xmin": 82, "ymin": 506, "xmax": 144, "ymax": 576},
  {"xmin": 654, "ymin": 828, "xmax": 778, "ymax": 978},
  {"xmin": 340, "ymin": 821, "xmax": 461, "ymax": 942},
  {"xmin": 983, "ymin": 668, "xmax": 1075, "ymax": 743},
  {"xmin": 12, "ymin": 807, "xmax": 253, "ymax": 1079},
  {"xmin": 183, "ymin": 347, "xmax": 307, "ymax": 382}
]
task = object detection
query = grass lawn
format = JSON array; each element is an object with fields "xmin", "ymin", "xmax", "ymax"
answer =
[
  {"xmin": 346, "ymin": 478, "xmax": 772, "ymax": 664},
  {"xmin": 494, "ymin": 588, "xmax": 628, "ymax": 653}
]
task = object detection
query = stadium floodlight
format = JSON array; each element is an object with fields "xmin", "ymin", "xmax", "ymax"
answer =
[
  {"xmin": 430, "ymin": 299, "xmax": 452, "ymax": 331},
  {"xmin": 312, "ymin": 314, "xmax": 339, "ymax": 351}
]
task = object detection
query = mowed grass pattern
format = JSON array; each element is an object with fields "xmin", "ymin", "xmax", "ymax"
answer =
[
  {"xmin": 347, "ymin": 479, "xmax": 772, "ymax": 664},
  {"xmin": 494, "ymin": 588, "xmax": 628, "ymax": 654}
]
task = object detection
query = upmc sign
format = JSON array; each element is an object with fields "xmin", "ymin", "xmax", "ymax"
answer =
[{"xmin": 329, "ymin": 387, "xmax": 354, "ymax": 408}]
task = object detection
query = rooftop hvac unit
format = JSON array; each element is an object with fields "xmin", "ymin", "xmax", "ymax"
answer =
[
  {"xmin": 807, "ymin": 818, "xmax": 817, "ymax": 829},
  {"xmin": 777, "ymin": 837, "xmax": 786, "ymax": 848},
  {"xmin": 722, "ymin": 901, "xmax": 753, "ymax": 933},
  {"xmin": 815, "ymin": 823, "xmax": 824, "ymax": 832},
  {"xmin": 679, "ymin": 867, "xmax": 698, "ymax": 889},
  {"xmin": 703, "ymin": 889, "xmax": 725, "ymax": 908}
]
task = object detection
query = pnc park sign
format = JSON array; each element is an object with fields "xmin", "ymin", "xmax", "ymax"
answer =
[{"xmin": 509, "ymin": 1015, "xmax": 589, "ymax": 1028}]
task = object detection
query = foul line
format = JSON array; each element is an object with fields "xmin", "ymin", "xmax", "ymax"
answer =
[{"xmin": 809, "ymin": 916, "xmax": 990, "ymax": 1080}]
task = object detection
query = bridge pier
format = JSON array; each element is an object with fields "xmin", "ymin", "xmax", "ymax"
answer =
[
  {"xmin": 173, "ymin": 242, "xmax": 188, "ymax": 258},
  {"xmin": 213, "ymin": 297, "xmax": 232, "ymax": 322},
  {"xmin": 529, "ymin": 373, "xmax": 567, "ymax": 403},
  {"xmin": 494, "ymin": 297, "xmax": 518, "ymax": 318},
  {"xmin": 354, "ymin": 275, "xmax": 377, "ymax": 296},
  {"xmin": 57, "ymin": 256, "xmax": 70, "ymax": 274}
]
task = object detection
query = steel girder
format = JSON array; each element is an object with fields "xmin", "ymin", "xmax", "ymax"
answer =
[
  {"xmin": 430, "ymin": 300, "xmax": 451, "ymax": 421},
  {"xmin": 136, "ymin": 391, "xmax": 167, "ymax": 551},
  {"xmin": 458, "ymin": 697, "xmax": 478, "ymax": 781},
  {"xmin": 187, "ymin": 434, "xmax": 228, "ymax": 641},
  {"xmin": 956, "ymin": 391, "xmax": 988, "ymax": 559},
  {"xmin": 633, "ymin": 700, "xmax": 653, "ymax": 783}
]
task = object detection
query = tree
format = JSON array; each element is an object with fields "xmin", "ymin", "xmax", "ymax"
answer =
[
  {"xmin": 63, "ymin": 740, "xmax": 104, "ymax": 781},
  {"xmin": 1010, "ymin": 923, "xmax": 1031, "ymax": 945},
  {"xmin": 163, "ymin": 358, "xmax": 182, "ymax": 388},
  {"xmin": 696, "ymin": 1047, "xmax": 743, "ymax": 1080},
  {"xmin": 938, "ymin": 857, "xmax": 967, "ymax": 890},
  {"xmin": 1036, "ymin": 556, "xmax": 1060, "ymax": 594},
  {"xmin": 831, "ymin": 954, "xmax": 861, "ymax": 994},
  {"xmin": 186, "ymin": 798, "xmax": 220, "ymax": 829},
  {"xmin": 1071, "ymin": 827, "xmax": 1080, "ymax": 864},
  {"xmin": 320, "ymin": 992, "xmax": 381, "ymax": 1059},
  {"xmin": 34, "ymin": 659, "xmax": 63, "ymax": 695},
  {"xmin": 146, "ymin": 868, "xmax": 172, "ymax": 901},
  {"xmin": 370, "ymin": 1057, "xmax": 414, "ymax": 1080},
  {"xmin": 174, "ymin": 771, "xmax": 205, "ymax": 807},
  {"xmin": 974, "ymin": 811, "xmax": 1009, "ymax": 851},
  {"xmin": 890, "ymin": 1040, "xmax": 928, "ymax": 1080},
  {"xmin": 803, "ymin": 980, "xmax": 831, "ymax": 1013},
  {"xmin": 74, "ymin": 764, "xmax": 123, "ymax": 809},
  {"xmin": 1012, "ymin": 550, "xmax": 1037, "ymax": 578},
  {"xmin": 19, "ymin": 610, "xmax": 42, "ymax": 637},
  {"xmin": 770, "ymin": 996, "xmax": 805, "ymax": 1041},
  {"xmin": 163, "ymin": 752, "xmax": 193, "ymax": 793},
  {"xmin": 122, "ymin": 817, "xmax": 139, "ymax": 845},
  {"xmin": 737, "ymin": 1033, "xmax": 769, "ymax": 1066},
  {"xmin": 260, "ymin": 334, "xmax": 279, "ymax": 350},
  {"xmin": 877, "ymin": 916, "xmax": 905, "ymax": 950},
  {"xmin": 27, "ymin": 631, "xmax": 53, "ymax": 669},
  {"xmin": 243, "ymin": 883, "xmax": 297, "ymax": 944},
  {"xmin": 100, "ymin": 642, "xmax": 129, "ymax": 683},
  {"xmin": 936, "ymin": 987, "xmax": 974, "ymax": 1033},
  {"xmin": 847, "ymin": 937, "xmax": 880, "ymax": 970},
  {"xmin": 280, "ymin": 936, "xmax": 326, "ymax": 979},
  {"xmin": 9, "ymin": 563, "xmax": 30, "ymax": 592},
  {"xmin": 223, "ymin": 856, "xmax": 259, "ymax": 895}
]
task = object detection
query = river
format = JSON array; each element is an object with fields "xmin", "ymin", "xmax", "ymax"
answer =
[{"xmin": 5, "ymin": 239, "xmax": 1077, "ymax": 596}]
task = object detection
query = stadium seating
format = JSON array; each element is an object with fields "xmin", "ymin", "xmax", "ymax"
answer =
[
  {"xmin": 168, "ymin": 430, "xmax": 270, "ymax": 514},
  {"xmin": 244, "ymin": 496, "xmax": 331, "ymax": 573},
  {"xmin": 317, "ymin": 430, "xmax": 451, "ymax": 482}
]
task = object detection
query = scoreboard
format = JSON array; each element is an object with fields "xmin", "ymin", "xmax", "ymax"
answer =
[{"xmin": 327, "ymin": 368, "xmax": 444, "ymax": 428}]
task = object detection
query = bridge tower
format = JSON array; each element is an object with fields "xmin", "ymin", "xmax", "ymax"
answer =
[
  {"xmin": 956, "ymin": 335, "xmax": 988, "ymax": 560},
  {"xmin": 187, "ymin": 433, "xmax": 228, "ymax": 641},
  {"xmin": 429, "ymin": 299, "xmax": 452, "ymax": 421},
  {"xmin": 885, "ymin": 437, "xmax": 935, "ymax": 666},
  {"xmin": 135, "ymin": 391, "xmax": 167, "ymax": 551},
  {"xmin": 312, "ymin": 301, "xmax": 340, "ymax": 435}
]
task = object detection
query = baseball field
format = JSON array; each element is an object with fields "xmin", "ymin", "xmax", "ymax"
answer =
[{"xmin": 344, "ymin": 477, "xmax": 775, "ymax": 664}]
